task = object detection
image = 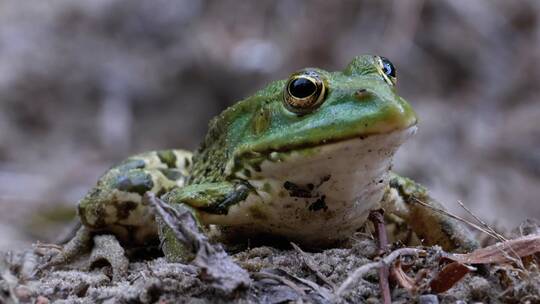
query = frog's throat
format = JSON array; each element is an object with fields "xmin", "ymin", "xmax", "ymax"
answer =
[{"xmin": 202, "ymin": 126, "xmax": 416, "ymax": 245}]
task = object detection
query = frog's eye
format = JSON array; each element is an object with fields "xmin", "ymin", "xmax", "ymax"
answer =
[
  {"xmin": 376, "ymin": 56, "xmax": 397, "ymax": 86},
  {"xmin": 283, "ymin": 70, "xmax": 326, "ymax": 114}
]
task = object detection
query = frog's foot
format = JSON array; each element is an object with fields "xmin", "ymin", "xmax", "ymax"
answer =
[
  {"xmin": 381, "ymin": 174, "xmax": 479, "ymax": 253},
  {"xmin": 36, "ymin": 226, "xmax": 93, "ymax": 271},
  {"xmin": 37, "ymin": 227, "xmax": 129, "ymax": 280},
  {"xmin": 154, "ymin": 182, "xmax": 252, "ymax": 263}
]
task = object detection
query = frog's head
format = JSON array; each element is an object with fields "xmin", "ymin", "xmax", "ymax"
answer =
[
  {"xmin": 220, "ymin": 55, "xmax": 417, "ymax": 174},
  {"xmin": 197, "ymin": 55, "xmax": 418, "ymax": 241}
]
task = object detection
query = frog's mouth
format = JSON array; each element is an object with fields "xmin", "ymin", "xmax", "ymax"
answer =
[
  {"xmin": 229, "ymin": 125, "xmax": 417, "ymax": 177},
  {"xmin": 239, "ymin": 124, "xmax": 417, "ymax": 159},
  {"xmin": 274, "ymin": 125, "xmax": 416, "ymax": 157}
]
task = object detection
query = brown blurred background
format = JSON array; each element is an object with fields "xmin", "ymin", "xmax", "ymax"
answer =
[{"xmin": 0, "ymin": 0, "xmax": 539, "ymax": 250}]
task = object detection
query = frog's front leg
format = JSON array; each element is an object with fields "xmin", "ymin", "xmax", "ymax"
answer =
[
  {"xmin": 158, "ymin": 182, "xmax": 252, "ymax": 262},
  {"xmin": 40, "ymin": 150, "xmax": 192, "ymax": 270},
  {"xmin": 381, "ymin": 173, "xmax": 479, "ymax": 253}
]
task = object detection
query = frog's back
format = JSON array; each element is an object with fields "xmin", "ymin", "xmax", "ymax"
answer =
[{"xmin": 77, "ymin": 149, "xmax": 192, "ymax": 244}]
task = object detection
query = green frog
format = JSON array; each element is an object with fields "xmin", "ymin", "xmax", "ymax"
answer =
[{"xmin": 44, "ymin": 55, "xmax": 477, "ymax": 267}]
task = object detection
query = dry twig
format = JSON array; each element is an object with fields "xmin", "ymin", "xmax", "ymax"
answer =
[
  {"xmin": 412, "ymin": 197, "xmax": 501, "ymax": 240},
  {"xmin": 445, "ymin": 235, "xmax": 540, "ymax": 265},
  {"xmin": 290, "ymin": 242, "xmax": 336, "ymax": 291},
  {"xmin": 369, "ymin": 209, "xmax": 391, "ymax": 304},
  {"xmin": 456, "ymin": 200, "xmax": 506, "ymax": 242},
  {"xmin": 335, "ymin": 247, "xmax": 425, "ymax": 298}
]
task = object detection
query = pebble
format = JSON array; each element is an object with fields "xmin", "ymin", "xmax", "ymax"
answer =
[{"xmin": 419, "ymin": 294, "xmax": 439, "ymax": 304}]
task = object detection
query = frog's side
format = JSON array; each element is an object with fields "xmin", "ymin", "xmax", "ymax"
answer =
[{"xmin": 46, "ymin": 55, "xmax": 477, "ymax": 267}]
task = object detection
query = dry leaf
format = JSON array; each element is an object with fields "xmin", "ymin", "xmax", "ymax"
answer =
[
  {"xmin": 429, "ymin": 262, "xmax": 472, "ymax": 293},
  {"xmin": 146, "ymin": 193, "xmax": 250, "ymax": 293},
  {"xmin": 445, "ymin": 235, "xmax": 540, "ymax": 265},
  {"xmin": 428, "ymin": 235, "xmax": 540, "ymax": 294}
]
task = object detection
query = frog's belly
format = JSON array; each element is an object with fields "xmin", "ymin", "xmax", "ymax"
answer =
[{"xmin": 200, "ymin": 127, "xmax": 416, "ymax": 246}]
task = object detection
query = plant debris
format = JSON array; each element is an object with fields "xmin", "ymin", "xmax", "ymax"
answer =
[
  {"xmin": 444, "ymin": 234, "xmax": 540, "ymax": 265},
  {"xmin": 146, "ymin": 193, "xmax": 250, "ymax": 294},
  {"xmin": 368, "ymin": 209, "xmax": 392, "ymax": 304},
  {"xmin": 429, "ymin": 262, "xmax": 475, "ymax": 293},
  {"xmin": 290, "ymin": 242, "xmax": 336, "ymax": 291},
  {"xmin": 335, "ymin": 247, "xmax": 425, "ymax": 298}
]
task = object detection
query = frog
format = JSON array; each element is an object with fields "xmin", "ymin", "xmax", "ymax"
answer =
[{"xmin": 42, "ymin": 55, "xmax": 477, "ymax": 270}]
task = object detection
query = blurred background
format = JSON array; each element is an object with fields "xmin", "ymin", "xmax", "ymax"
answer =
[{"xmin": 0, "ymin": 0, "xmax": 539, "ymax": 250}]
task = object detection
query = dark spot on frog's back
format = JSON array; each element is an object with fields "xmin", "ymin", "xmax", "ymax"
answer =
[
  {"xmin": 116, "ymin": 159, "xmax": 146, "ymax": 171},
  {"xmin": 115, "ymin": 171, "xmax": 154, "ymax": 195},
  {"xmin": 116, "ymin": 201, "xmax": 138, "ymax": 219},
  {"xmin": 157, "ymin": 150, "xmax": 177, "ymax": 168}
]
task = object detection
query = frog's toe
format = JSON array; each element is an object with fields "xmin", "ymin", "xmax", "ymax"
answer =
[
  {"xmin": 37, "ymin": 228, "xmax": 129, "ymax": 281},
  {"xmin": 383, "ymin": 174, "xmax": 479, "ymax": 252},
  {"xmin": 88, "ymin": 234, "xmax": 129, "ymax": 281},
  {"xmin": 36, "ymin": 226, "xmax": 93, "ymax": 271}
]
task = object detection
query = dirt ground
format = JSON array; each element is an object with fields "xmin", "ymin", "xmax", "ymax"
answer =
[
  {"xmin": 2, "ymin": 223, "xmax": 540, "ymax": 304},
  {"xmin": 2, "ymin": 197, "xmax": 540, "ymax": 303}
]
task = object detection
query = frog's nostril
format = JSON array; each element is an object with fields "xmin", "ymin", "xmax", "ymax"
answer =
[{"xmin": 354, "ymin": 89, "xmax": 371, "ymax": 101}]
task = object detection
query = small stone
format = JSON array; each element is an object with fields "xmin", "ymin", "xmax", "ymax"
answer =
[
  {"xmin": 14, "ymin": 285, "xmax": 32, "ymax": 301},
  {"xmin": 419, "ymin": 294, "xmax": 439, "ymax": 304},
  {"xmin": 35, "ymin": 295, "xmax": 50, "ymax": 304},
  {"xmin": 468, "ymin": 276, "xmax": 490, "ymax": 300},
  {"xmin": 351, "ymin": 238, "xmax": 377, "ymax": 258},
  {"xmin": 365, "ymin": 297, "xmax": 379, "ymax": 304}
]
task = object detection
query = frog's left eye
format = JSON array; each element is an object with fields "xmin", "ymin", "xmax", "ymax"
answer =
[
  {"xmin": 283, "ymin": 70, "xmax": 326, "ymax": 114},
  {"xmin": 376, "ymin": 56, "xmax": 397, "ymax": 86}
]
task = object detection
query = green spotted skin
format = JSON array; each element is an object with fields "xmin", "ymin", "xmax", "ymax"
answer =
[{"xmin": 78, "ymin": 149, "xmax": 192, "ymax": 245}]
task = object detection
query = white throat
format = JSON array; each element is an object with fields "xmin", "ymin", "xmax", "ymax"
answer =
[{"xmin": 205, "ymin": 127, "xmax": 417, "ymax": 245}]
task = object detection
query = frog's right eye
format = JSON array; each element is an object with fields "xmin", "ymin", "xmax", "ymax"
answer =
[
  {"xmin": 283, "ymin": 70, "xmax": 326, "ymax": 115},
  {"xmin": 375, "ymin": 56, "xmax": 397, "ymax": 86}
]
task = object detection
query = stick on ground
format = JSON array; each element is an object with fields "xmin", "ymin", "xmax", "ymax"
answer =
[
  {"xmin": 336, "ymin": 247, "xmax": 425, "ymax": 298},
  {"xmin": 368, "ymin": 209, "xmax": 391, "ymax": 304}
]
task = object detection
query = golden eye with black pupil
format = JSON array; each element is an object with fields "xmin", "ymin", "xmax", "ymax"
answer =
[
  {"xmin": 283, "ymin": 70, "xmax": 326, "ymax": 114},
  {"xmin": 376, "ymin": 56, "xmax": 397, "ymax": 86}
]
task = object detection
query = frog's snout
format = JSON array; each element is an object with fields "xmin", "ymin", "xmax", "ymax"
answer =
[{"xmin": 351, "ymin": 86, "xmax": 418, "ymax": 134}]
